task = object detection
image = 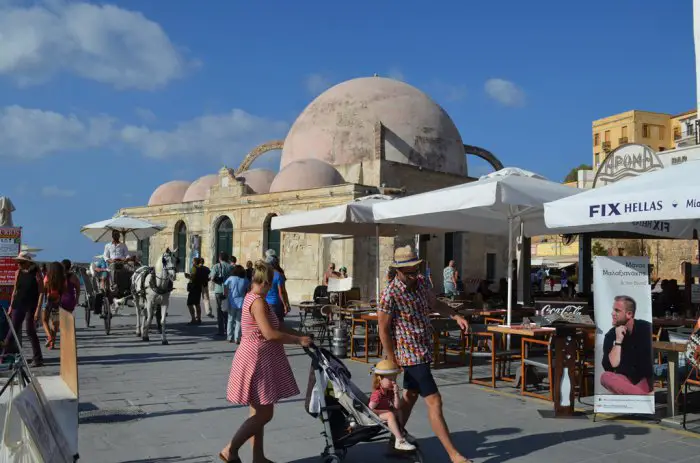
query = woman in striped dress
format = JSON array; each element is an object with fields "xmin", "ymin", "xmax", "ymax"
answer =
[{"xmin": 219, "ymin": 260, "xmax": 311, "ymax": 463}]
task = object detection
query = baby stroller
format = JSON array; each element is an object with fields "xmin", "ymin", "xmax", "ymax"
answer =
[{"xmin": 304, "ymin": 345, "xmax": 424, "ymax": 463}]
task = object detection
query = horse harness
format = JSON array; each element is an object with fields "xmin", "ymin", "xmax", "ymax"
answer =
[{"xmin": 136, "ymin": 266, "xmax": 174, "ymax": 296}]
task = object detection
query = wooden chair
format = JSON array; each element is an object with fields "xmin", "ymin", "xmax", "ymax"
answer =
[
  {"xmin": 432, "ymin": 318, "xmax": 466, "ymax": 367},
  {"xmin": 350, "ymin": 315, "xmax": 380, "ymax": 363},
  {"xmin": 521, "ymin": 335, "xmax": 553, "ymax": 401},
  {"xmin": 467, "ymin": 322, "xmax": 519, "ymax": 388}
]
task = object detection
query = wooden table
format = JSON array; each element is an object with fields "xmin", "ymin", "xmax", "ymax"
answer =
[
  {"xmin": 653, "ymin": 318, "xmax": 696, "ymax": 328},
  {"xmin": 653, "ymin": 340, "xmax": 687, "ymax": 419},
  {"xmin": 487, "ymin": 325, "xmax": 555, "ymax": 337}
]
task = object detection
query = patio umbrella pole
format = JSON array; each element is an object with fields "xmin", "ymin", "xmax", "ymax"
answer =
[
  {"xmin": 507, "ymin": 216, "xmax": 513, "ymax": 327},
  {"xmin": 375, "ymin": 224, "xmax": 380, "ymax": 303}
]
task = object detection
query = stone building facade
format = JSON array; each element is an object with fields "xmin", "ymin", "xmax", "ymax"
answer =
[{"xmin": 117, "ymin": 77, "xmax": 506, "ymax": 301}]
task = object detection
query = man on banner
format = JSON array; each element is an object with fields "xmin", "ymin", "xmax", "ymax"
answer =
[{"xmin": 601, "ymin": 295, "xmax": 654, "ymax": 395}]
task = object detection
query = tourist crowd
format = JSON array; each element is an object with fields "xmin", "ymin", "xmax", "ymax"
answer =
[{"xmin": 2, "ymin": 252, "xmax": 81, "ymax": 367}]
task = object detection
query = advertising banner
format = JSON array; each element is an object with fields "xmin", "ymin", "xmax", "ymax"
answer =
[
  {"xmin": 593, "ymin": 256, "xmax": 654, "ymax": 414},
  {"xmin": 0, "ymin": 226, "xmax": 21, "ymax": 257},
  {"xmin": 0, "ymin": 227, "xmax": 21, "ymax": 286}
]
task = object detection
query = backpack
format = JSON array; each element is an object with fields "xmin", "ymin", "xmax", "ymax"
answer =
[
  {"xmin": 212, "ymin": 263, "xmax": 229, "ymax": 285},
  {"xmin": 60, "ymin": 276, "xmax": 78, "ymax": 312}
]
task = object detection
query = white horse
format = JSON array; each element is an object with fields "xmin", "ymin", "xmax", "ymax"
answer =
[{"xmin": 131, "ymin": 248, "xmax": 179, "ymax": 345}]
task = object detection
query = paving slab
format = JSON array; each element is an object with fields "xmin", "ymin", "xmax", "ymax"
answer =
[{"xmin": 5, "ymin": 297, "xmax": 698, "ymax": 462}]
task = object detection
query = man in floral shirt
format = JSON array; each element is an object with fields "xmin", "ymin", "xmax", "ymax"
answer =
[{"xmin": 378, "ymin": 246, "xmax": 471, "ymax": 463}]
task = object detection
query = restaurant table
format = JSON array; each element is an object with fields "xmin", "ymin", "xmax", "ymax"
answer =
[
  {"xmin": 652, "ymin": 318, "xmax": 696, "ymax": 328},
  {"xmin": 486, "ymin": 324, "xmax": 555, "ymax": 337},
  {"xmin": 653, "ymin": 340, "xmax": 687, "ymax": 420}
]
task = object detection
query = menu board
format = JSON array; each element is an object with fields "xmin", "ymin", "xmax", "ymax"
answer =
[
  {"xmin": 0, "ymin": 227, "xmax": 20, "ymax": 286},
  {"xmin": 0, "ymin": 227, "xmax": 21, "ymax": 257}
]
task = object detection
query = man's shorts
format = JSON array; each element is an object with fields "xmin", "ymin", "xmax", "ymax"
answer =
[{"xmin": 402, "ymin": 363, "xmax": 439, "ymax": 397}]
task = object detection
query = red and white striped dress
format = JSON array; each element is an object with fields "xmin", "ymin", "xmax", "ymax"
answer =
[{"xmin": 226, "ymin": 293, "xmax": 299, "ymax": 405}]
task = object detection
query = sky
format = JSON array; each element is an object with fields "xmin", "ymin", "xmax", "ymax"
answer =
[{"xmin": 0, "ymin": 0, "xmax": 697, "ymax": 262}]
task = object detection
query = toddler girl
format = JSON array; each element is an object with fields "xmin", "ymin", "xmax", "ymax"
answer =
[{"xmin": 369, "ymin": 360, "xmax": 416, "ymax": 451}]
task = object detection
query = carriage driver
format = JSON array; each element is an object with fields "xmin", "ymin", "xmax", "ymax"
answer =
[{"xmin": 103, "ymin": 230, "xmax": 134, "ymax": 296}]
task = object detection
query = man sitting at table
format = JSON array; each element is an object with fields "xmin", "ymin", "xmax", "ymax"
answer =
[{"xmin": 601, "ymin": 295, "xmax": 654, "ymax": 395}]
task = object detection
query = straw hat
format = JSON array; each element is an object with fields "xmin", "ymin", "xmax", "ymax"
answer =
[
  {"xmin": 389, "ymin": 245, "xmax": 422, "ymax": 269},
  {"xmin": 373, "ymin": 359, "xmax": 401, "ymax": 376},
  {"xmin": 14, "ymin": 251, "xmax": 35, "ymax": 262}
]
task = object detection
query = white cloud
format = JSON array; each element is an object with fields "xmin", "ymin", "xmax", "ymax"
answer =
[
  {"xmin": 0, "ymin": 104, "xmax": 288, "ymax": 165},
  {"xmin": 42, "ymin": 185, "xmax": 76, "ymax": 197},
  {"xmin": 432, "ymin": 81, "xmax": 467, "ymax": 103},
  {"xmin": 484, "ymin": 78, "xmax": 526, "ymax": 107},
  {"xmin": 134, "ymin": 107, "xmax": 156, "ymax": 122},
  {"xmin": 0, "ymin": 1, "xmax": 192, "ymax": 89},
  {"xmin": 120, "ymin": 109, "xmax": 288, "ymax": 160},
  {"xmin": 0, "ymin": 105, "xmax": 115, "ymax": 160},
  {"xmin": 304, "ymin": 73, "xmax": 332, "ymax": 95},
  {"xmin": 387, "ymin": 67, "xmax": 405, "ymax": 82}
]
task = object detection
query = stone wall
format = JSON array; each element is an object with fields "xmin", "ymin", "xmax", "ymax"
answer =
[{"xmin": 592, "ymin": 237, "xmax": 697, "ymax": 281}]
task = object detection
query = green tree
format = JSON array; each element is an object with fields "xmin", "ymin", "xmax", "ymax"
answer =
[
  {"xmin": 564, "ymin": 164, "xmax": 593, "ymax": 183},
  {"xmin": 591, "ymin": 241, "xmax": 608, "ymax": 256}
]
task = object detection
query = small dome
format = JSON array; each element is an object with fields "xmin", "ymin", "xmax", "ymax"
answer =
[
  {"xmin": 182, "ymin": 174, "xmax": 218, "ymax": 202},
  {"xmin": 236, "ymin": 169, "xmax": 276, "ymax": 194},
  {"xmin": 148, "ymin": 180, "xmax": 191, "ymax": 206},
  {"xmin": 281, "ymin": 76, "xmax": 466, "ymax": 175},
  {"xmin": 269, "ymin": 159, "xmax": 344, "ymax": 193}
]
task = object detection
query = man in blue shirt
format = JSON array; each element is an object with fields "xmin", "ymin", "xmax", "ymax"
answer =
[{"xmin": 211, "ymin": 252, "xmax": 234, "ymax": 337}]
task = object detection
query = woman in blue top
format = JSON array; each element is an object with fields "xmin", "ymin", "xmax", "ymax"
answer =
[
  {"xmin": 264, "ymin": 251, "xmax": 290, "ymax": 322},
  {"xmin": 223, "ymin": 265, "xmax": 249, "ymax": 344}
]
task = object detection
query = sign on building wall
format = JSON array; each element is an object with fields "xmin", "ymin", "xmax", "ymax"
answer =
[{"xmin": 593, "ymin": 144, "xmax": 663, "ymax": 188}]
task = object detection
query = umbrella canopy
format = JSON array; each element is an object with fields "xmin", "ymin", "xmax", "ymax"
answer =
[
  {"xmin": 81, "ymin": 216, "xmax": 165, "ymax": 243},
  {"xmin": 372, "ymin": 168, "xmax": 581, "ymax": 237},
  {"xmin": 21, "ymin": 244, "xmax": 43, "ymax": 253},
  {"xmin": 270, "ymin": 195, "xmax": 445, "ymax": 236},
  {"xmin": 373, "ymin": 167, "xmax": 584, "ymax": 326},
  {"xmin": 543, "ymin": 161, "xmax": 700, "ymax": 238}
]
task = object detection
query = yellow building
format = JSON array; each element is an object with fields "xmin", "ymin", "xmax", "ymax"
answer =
[{"xmin": 592, "ymin": 110, "xmax": 674, "ymax": 169}]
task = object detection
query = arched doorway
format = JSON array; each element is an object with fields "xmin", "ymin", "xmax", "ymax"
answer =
[
  {"xmin": 263, "ymin": 214, "xmax": 281, "ymax": 260},
  {"xmin": 174, "ymin": 221, "xmax": 187, "ymax": 272},
  {"xmin": 216, "ymin": 217, "xmax": 233, "ymax": 259},
  {"xmin": 137, "ymin": 237, "xmax": 150, "ymax": 266}
]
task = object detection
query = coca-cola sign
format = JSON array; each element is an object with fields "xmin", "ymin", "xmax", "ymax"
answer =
[{"xmin": 535, "ymin": 299, "xmax": 590, "ymax": 316}]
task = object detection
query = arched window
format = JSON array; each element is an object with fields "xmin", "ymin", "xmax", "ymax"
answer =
[
  {"xmin": 137, "ymin": 237, "xmax": 150, "ymax": 266},
  {"xmin": 263, "ymin": 214, "xmax": 281, "ymax": 260},
  {"xmin": 175, "ymin": 221, "xmax": 187, "ymax": 272},
  {"xmin": 216, "ymin": 217, "xmax": 233, "ymax": 259}
]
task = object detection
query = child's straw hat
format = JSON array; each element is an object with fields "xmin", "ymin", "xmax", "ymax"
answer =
[{"xmin": 373, "ymin": 359, "xmax": 401, "ymax": 376}]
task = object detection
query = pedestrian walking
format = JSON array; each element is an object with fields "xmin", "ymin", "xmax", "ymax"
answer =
[
  {"xmin": 212, "ymin": 252, "xmax": 234, "ymax": 337},
  {"xmin": 378, "ymin": 246, "xmax": 471, "ymax": 463},
  {"xmin": 219, "ymin": 260, "xmax": 311, "ymax": 463},
  {"xmin": 2, "ymin": 251, "xmax": 43, "ymax": 366}
]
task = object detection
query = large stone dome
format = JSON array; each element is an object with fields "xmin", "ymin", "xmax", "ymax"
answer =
[
  {"xmin": 281, "ymin": 76, "xmax": 466, "ymax": 175},
  {"xmin": 236, "ymin": 169, "xmax": 276, "ymax": 194},
  {"xmin": 269, "ymin": 159, "xmax": 344, "ymax": 193},
  {"xmin": 182, "ymin": 174, "xmax": 218, "ymax": 202},
  {"xmin": 148, "ymin": 180, "xmax": 191, "ymax": 206}
]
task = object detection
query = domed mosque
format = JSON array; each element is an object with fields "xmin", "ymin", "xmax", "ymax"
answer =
[{"xmin": 118, "ymin": 76, "xmax": 505, "ymax": 299}]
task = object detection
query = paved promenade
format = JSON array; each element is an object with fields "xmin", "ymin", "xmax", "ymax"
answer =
[{"xmin": 44, "ymin": 297, "xmax": 700, "ymax": 462}]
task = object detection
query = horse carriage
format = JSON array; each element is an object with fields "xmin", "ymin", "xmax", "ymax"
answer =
[{"xmin": 79, "ymin": 217, "xmax": 178, "ymax": 343}]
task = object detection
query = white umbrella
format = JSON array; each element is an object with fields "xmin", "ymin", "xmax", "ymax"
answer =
[
  {"xmin": 544, "ymin": 160, "xmax": 700, "ymax": 237},
  {"xmin": 271, "ymin": 195, "xmax": 447, "ymax": 300},
  {"xmin": 373, "ymin": 168, "xmax": 583, "ymax": 325},
  {"xmin": 21, "ymin": 244, "xmax": 43, "ymax": 253},
  {"xmin": 81, "ymin": 215, "xmax": 165, "ymax": 243}
]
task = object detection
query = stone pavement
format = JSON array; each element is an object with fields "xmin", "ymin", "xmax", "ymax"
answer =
[{"xmin": 53, "ymin": 297, "xmax": 700, "ymax": 462}]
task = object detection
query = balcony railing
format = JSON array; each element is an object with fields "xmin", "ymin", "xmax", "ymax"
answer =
[
  {"xmin": 618, "ymin": 137, "xmax": 628, "ymax": 144},
  {"xmin": 602, "ymin": 141, "xmax": 611, "ymax": 151}
]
